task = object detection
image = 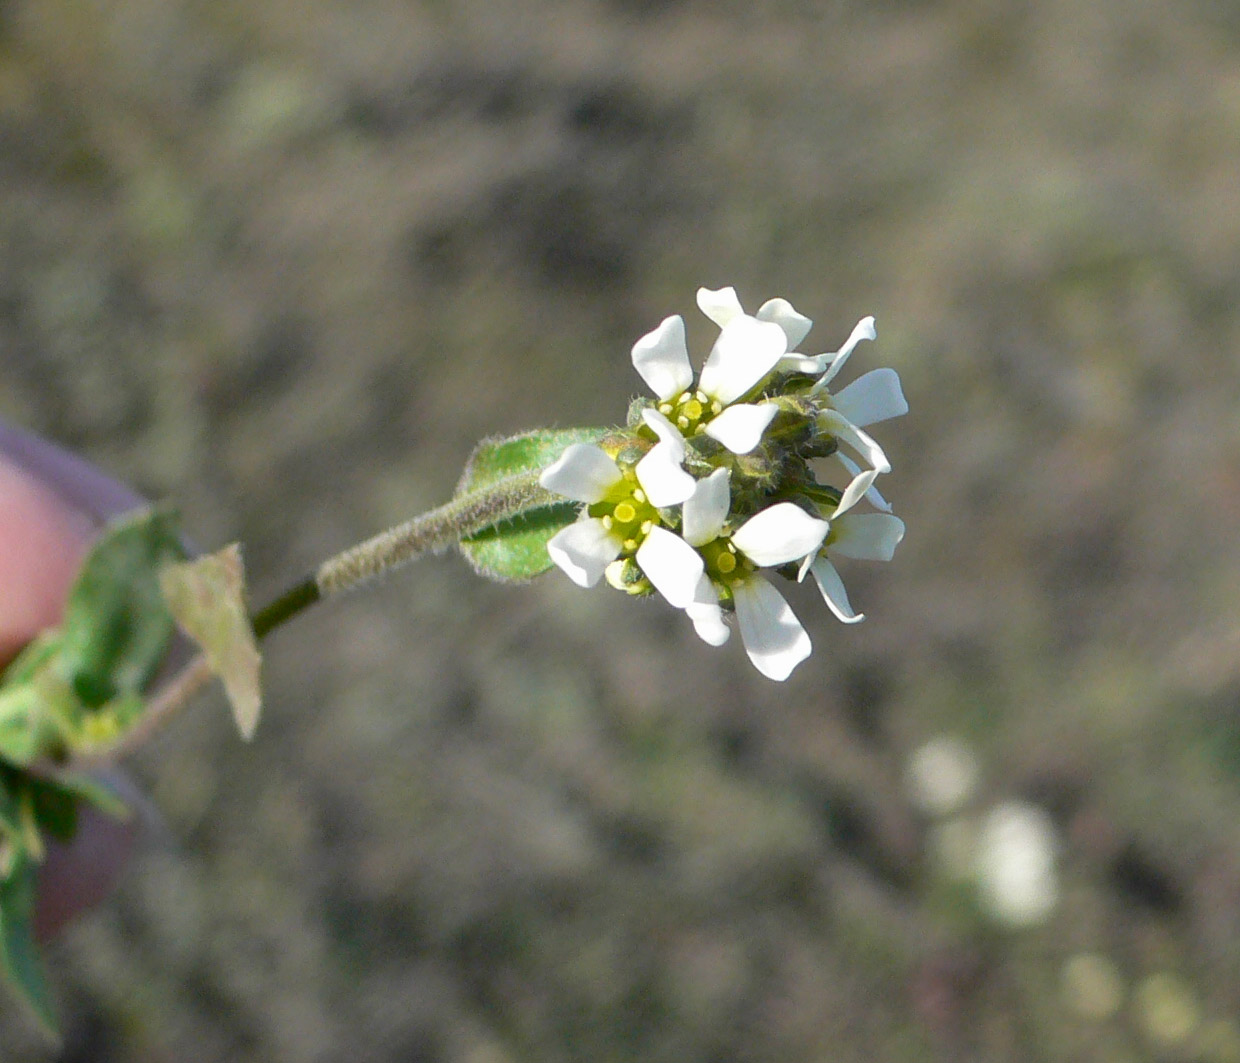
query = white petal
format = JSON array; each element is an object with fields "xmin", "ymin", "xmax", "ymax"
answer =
[
  {"xmin": 698, "ymin": 316, "xmax": 789, "ymax": 405},
  {"xmin": 733, "ymin": 576, "xmax": 812, "ymax": 681},
  {"xmin": 540, "ymin": 443, "xmax": 622, "ymax": 503},
  {"xmin": 547, "ymin": 519, "xmax": 622, "ymax": 587},
  {"xmin": 635, "ymin": 410, "xmax": 694, "ymax": 506},
  {"xmin": 777, "ymin": 351, "xmax": 834, "ymax": 374},
  {"xmin": 641, "ymin": 407, "xmax": 687, "ymax": 456},
  {"xmin": 834, "ymin": 466, "xmax": 881, "ymax": 518},
  {"xmin": 635, "ymin": 443, "xmax": 696, "ymax": 507},
  {"xmin": 682, "ymin": 468, "xmax": 730, "ymax": 547},
  {"xmin": 702, "ymin": 402, "xmax": 779, "ymax": 455},
  {"xmin": 686, "ymin": 574, "xmax": 730, "ymax": 646},
  {"xmin": 696, "ymin": 286, "xmax": 745, "ymax": 328},
  {"xmin": 631, "ymin": 315, "xmax": 694, "ymax": 401},
  {"xmin": 831, "ymin": 368, "xmax": 908, "ymax": 428},
  {"xmin": 812, "ymin": 316, "xmax": 877, "ymax": 391},
  {"xmin": 830, "ymin": 513, "xmax": 906, "ymax": 562},
  {"xmin": 635, "ymin": 526, "xmax": 704, "ymax": 608},
  {"xmin": 732, "ymin": 502, "xmax": 829, "ymax": 567},
  {"xmin": 810, "ymin": 557, "xmax": 865, "ymax": 624},
  {"xmin": 818, "ymin": 410, "xmax": 891, "ymax": 474},
  {"xmin": 756, "ymin": 297, "xmax": 812, "ymax": 350},
  {"xmin": 836, "ymin": 452, "xmax": 892, "ymax": 513}
]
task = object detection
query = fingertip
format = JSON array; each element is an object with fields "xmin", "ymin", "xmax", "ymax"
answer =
[{"xmin": 0, "ymin": 458, "xmax": 98, "ymax": 667}]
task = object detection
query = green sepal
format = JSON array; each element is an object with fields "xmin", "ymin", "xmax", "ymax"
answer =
[
  {"xmin": 58, "ymin": 507, "xmax": 186, "ymax": 709},
  {"xmin": 456, "ymin": 427, "xmax": 608, "ymax": 583},
  {"xmin": 0, "ymin": 851, "xmax": 58, "ymax": 1038}
]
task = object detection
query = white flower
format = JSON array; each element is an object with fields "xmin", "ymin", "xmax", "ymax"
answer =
[
  {"xmin": 784, "ymin": 317, "xmax": 906, "ymax": 475},
  {"xmin": 543, "ymin": 286, "xmax": 906, "ymax": 682},
  {"xmin": 906, "ymin": 737, "xmax": 979, "ymax": 817},
  {"xmin": 782, "ymin": 315, "xmax": 877, "ymax": 377},
  {"xmin": 816, "ymin": 365, "xmax": 908, "ymax": 474},
  {"xmin": 540, "ymin": 434, "xmax": 695, "ymax": 593},
  {"xmin": 631, "ymin": 289, "xmax": 791, "ymax": 455},
  {"xmin": 679, "ymin": 292, "xmax": 906, "ymax": 476},
  {"xmin": 976, "ymin": 801, "xmax": 1059, "ymax": 927},
  {"xmin": 680, "ymin": 475, "xmax": 829, "ymax": 681},
  {"xmin": 802, "ymin": 488, "xmax": 905, "ymax": 625}
]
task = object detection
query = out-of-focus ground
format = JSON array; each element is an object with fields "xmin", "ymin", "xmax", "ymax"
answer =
[{"xmin": 3, "ymin": 0, "xmax": 1240, "ymax": 1059}]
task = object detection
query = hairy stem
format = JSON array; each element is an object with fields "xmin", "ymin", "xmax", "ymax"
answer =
[
  {"xmin": 90, "ymin": 469, "xmax": 560, "ymax": 763},
  {"xmin": 313, "ymin": 469, "xmax": 555, "ymax": 597}
]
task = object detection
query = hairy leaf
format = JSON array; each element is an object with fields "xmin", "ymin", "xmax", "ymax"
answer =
[{"xmin": 456, "ymin": 428, "xmax": 607, "ymax": 582}]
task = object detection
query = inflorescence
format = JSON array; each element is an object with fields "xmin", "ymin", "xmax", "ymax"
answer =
[{"xmin": 539, "ymin": 287, "xmax": 907, "ymax": 680}]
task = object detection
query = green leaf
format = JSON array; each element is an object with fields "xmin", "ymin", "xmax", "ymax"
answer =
[
  {"xmin": 0, "ymin": 685, "xmax": 50, "ymax": 767},
  {"xmin": 0, "ymin": 854, "xmax": 58, "ymax": 1038},
  {"xmin": 32, "ymin": 770, "xmax": 130, "ymax": 823},
  {"xmin": 160, "ymin": 545, "xmax": 263, "ymax": 740},
  {"xmin": 58, "ymin": 508, "xmax": 186, "ymax": 708},
  {"xmin": 0, "ymin": 632, "xmax": 60, "ymax": 688},
  {"xmin": 455, "ymin": 427, "xmax": 608, "ymax": 494},
  {"xmin": 459, "ymin": 501, "xmax": 589, "ymax": 582},
  {"xmin": 455, "ymin": 428, "xmax": 608, "ymax": 583}
]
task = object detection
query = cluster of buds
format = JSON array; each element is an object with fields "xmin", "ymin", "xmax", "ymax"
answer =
[{"xmin": 540, "ymin": 287, "xmax": 907, "ymax": 680}]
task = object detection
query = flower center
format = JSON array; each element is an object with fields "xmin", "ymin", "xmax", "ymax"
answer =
[
  {"xmin": 658, "ymin": 389, "xmax": 725, "ymax": 437},
  {"xmin": 588, "ymin": 471, "xmax": 661, "ymax": 554},
  {"xmin": 697, "ymin": 536, "xmax": 754, "ymax": 588}
]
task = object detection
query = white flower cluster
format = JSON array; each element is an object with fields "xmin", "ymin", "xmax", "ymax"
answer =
[{"xmin": 540, "ymin": 287, "xmax": 907, "ymax": 680}]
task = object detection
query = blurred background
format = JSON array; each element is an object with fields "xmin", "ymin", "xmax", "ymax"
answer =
[{"xmin": 2, "ymin": 0, "xmax": 1240, "ymax": 1059}]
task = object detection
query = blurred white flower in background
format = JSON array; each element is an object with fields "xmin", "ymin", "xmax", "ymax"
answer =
[
  {"xmin": 906, "ymin": 737, "xmax": 979, "ymax": 817},
  {"xmin": 975, "ymin": 800, "xmax": 1059, "ymax": 927}
]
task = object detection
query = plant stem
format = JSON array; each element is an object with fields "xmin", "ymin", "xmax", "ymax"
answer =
[
  {"xmin": 313, "ymin": 469, "xmax": 554, "ymax": 598},
  {"xmin": 250, "ymin": 577, "xmax": 320, "ymax": 640},
  {"xmin": 88, "ymin": 469, "xmax": 561, "ymax": 762}
]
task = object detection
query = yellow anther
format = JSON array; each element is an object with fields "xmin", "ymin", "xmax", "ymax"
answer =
[
  {"xmin": 602, "ymin": 515, "xmax": 614, "ymax": 529},
  {"xmin": 659, "ymin": 402, "xmax": 673, "ymax": 415},
  {"xmin": 640, "ymin": 520, "xmax": 653, "ymax": 535},
  {"xmin": 633, "ymin": 489, "xmax": 646, "ymax": 504},
  {"xmin": 613, "ymin": 502, "xmax": 636, "ymax": 524},
  {"xmin": 677, "ymin": 416, "xmax": 690, "ymax": 430},
  {"xmin": 623, "ymin": 538, "xmax": 638, "ymax": 552}
]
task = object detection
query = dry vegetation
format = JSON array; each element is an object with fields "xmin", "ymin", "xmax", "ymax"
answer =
[{"xmin": 3, "ymin": 0, "xmax": 1240, "ymax": 1059}]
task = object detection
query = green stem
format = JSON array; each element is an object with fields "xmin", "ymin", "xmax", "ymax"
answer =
[
  {"xmin": 250, "ymin": 577, "xmax": 320, "ymax": 640},
  {"xmin": 313, "ymin": 469, "xmax": 555, "ymax": 597},
  {"xmin": 246, "ymin": 469, "xmax": 557, "ymax": 639},
  {"xmin": 92, "ymin": 470, "xmax": 561, "ymax": 763}
]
